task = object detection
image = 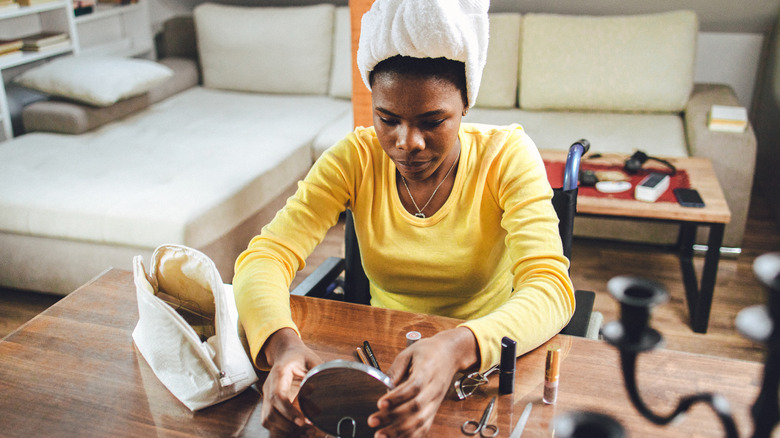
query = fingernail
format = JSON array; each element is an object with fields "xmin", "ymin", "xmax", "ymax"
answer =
[
  {"xmin": 295, "ymin": 417, "xmax": 305, "ymax": 427},
  {"xmin": 367, "ymin": 416, "xmax": 378, "ymax": 427}
]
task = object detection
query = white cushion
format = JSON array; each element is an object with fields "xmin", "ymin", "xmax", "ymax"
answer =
[
  {"xmin": 312, "ymin": 109, "xmax": 354, "ymax": 161},
  {"xmin": 519, "ymin": 10, "xmax": 698, "ymax": 112},
  {"xmin": 14, "ymin": 56, "xmax": 173, "ymax": 107},
  {"xmin": 194, "ymin": 3, "xmax": 335, "ymax": 95},
  {"xmin": 464, "ymin": 108, "xmax": 688, "ymax": 158},
  {"xmin": 329, "ymin": 6, "xmax": 353, "ymax": 99},
  {"xmin": 474, "ymin": 13, "xmax": 521, "ymax": 109}
]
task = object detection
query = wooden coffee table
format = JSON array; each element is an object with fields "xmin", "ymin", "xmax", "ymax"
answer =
[
  {"xmin": 541, "ymin": 150, "xmax": 732, "ymax": 333},
  {"xmin": 0, "ymin": 269, "xmax": 764, "ymax": 437}
]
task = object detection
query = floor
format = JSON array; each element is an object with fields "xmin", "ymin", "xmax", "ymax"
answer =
[{"xmin": 2, "ymin": 189, "xmax": 778, "ymax": 366}]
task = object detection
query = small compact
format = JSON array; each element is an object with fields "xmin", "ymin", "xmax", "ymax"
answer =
[{"xmin": 298, "ymin": 360, "xmax": 394, "ymax": 438}]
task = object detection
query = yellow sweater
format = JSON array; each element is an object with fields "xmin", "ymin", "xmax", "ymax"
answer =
[{"xmin": 234, "ymin": 123, "xmax": 574, "ymax": 371}]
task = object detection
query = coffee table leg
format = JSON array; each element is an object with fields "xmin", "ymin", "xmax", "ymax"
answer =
[
  {"xmin": 695, "ymin": 223, "xmax": 725, "ymax": 333},
  {"xmin": 678, "ymin": 222, "xmax": 724, "ymax": 334},
  {"xmin": 678, "ymin": 223, "xmax": 699, "ymax": 327}
]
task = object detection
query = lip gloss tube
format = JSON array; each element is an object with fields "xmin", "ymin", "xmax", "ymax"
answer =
[
  {"xmin": 499, "ymin": 336, "xmax": 516, "ymax": 395},
  {"xmin": 543, "ymin": 345, "xmax": 561, "ymax": 404},
  {"xmin": 356, "ymin": 346, "xmax": 370, "ymax": 366}
]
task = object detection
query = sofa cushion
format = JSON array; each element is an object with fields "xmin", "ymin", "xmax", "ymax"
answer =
[
  {"xmin": 194, "ymin": 3, "xmax": 335, "ymax": 95},
  {"xmin": 464, "ymin": 109, "xmax": 688, "ymax": 158},
  {"xmin": 474, "ymin": 13, "xmax": 522, "ymax": 109},
  {"xmin": 22, "ymin": 95, "xmax": 150, "ymax": 135},
  {"xmin": 0, "ymin": 87, "xmax": 351, "ymax": 249},
  {"xmin": 329, "ymin": 6, "xmax": 353, "ymax": 99},
  {"xmin": 312, "ymin": 109, "xmax": 354, "ymax": 161},
  {"xmin": 14, "ymin": 56, "xmax": 174, "ymax": 107},
  {"xmin": 519, "ymin": 10, "xmax": 698, "ymax": 112}
]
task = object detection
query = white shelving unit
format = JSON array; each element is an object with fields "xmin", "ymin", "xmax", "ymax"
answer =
[
  {"xmin": 75, "ymin": 1, "xmax": 153, "ymax": 59},
  {"xmin": 0, "ymin": 0, "xmax": 78, "ymax": 141},
  {"xmin": 0, "ymin": 0, "xmax": 153, "ymax": 141}
]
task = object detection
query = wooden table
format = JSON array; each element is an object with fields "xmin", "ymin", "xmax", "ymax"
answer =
[
  {"xmin": 0, "ymin": 269, "xmax": 767, "ymax": 437},
  {"xmin": 542, "ymin": 150, "xmax": 732, "ymax": 334}
]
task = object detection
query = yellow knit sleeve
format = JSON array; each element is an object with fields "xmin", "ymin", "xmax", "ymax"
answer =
[
  {"xmin": 460, "ymin": 126, "xmax": 575, "ymax": 372},
  {"xmin": 232, "ymin": 131, "xmax": 369, "ymax": 369}
]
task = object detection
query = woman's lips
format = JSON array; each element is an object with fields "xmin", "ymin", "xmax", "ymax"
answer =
[{"xmin": 397, "ymin": 159, "xmax": 431, "ymax": 173}]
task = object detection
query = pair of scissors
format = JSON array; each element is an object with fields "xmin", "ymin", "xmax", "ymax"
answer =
[{"xmin": 461, "ymin": 396, "xmax": 499, "ymax": 437}]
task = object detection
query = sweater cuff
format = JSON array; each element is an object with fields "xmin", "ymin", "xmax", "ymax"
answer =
[{"xmin": 244, "ymin": 317, "xmax": 301, "ymax": 370}]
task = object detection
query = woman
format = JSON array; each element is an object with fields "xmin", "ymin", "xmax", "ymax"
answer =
[{"xmin": 233, "ymin": 1, "xmax": 574, "ymax": 436}]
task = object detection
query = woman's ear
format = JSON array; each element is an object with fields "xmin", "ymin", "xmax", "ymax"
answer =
[{"xmin": 462, "ymin": 107, "xmax": 469, "ymax": 116}]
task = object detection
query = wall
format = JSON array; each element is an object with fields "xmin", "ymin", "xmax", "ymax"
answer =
[
  {"xmin": 148, "ymin": 0, "xmax": 779, "ymax": 32},
  {"xmin": 697, "ymin": 32, "xmax": 765, "ymax": 108},
  {"xmin": 487, "ymin": 0, "xmax": 778, "ymax": 33}
]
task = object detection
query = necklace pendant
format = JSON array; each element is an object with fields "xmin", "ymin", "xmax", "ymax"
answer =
[{"xmin": 414, "ymin": 212, "xmax": 426, "ymax": 219}]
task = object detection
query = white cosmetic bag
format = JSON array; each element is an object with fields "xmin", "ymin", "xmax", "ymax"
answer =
[{"xmin": 132, "ymin": 244, "xmax": 257, "ymax": 411}]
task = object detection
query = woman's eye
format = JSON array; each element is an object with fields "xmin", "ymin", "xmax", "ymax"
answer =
[
  {"xmin": 423, "ymin": 119, "xmax": 445, "ymax": 128},
  {"xmin": 380, "ymin": 117, "xmax": 399, "ymax": 126}
]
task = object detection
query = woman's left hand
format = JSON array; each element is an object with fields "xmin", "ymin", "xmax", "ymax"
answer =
[{"xmin": 367, "ymin": 327, "xmax": 479, "ymax": 437}]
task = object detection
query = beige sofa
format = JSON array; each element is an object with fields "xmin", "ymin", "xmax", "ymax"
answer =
[{"xmin": 1, "ymin": 4, "xmax": 755, "ymax": 295}]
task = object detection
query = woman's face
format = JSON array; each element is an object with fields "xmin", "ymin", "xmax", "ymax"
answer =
[{"xmin": 371, "ymin": 72, "xmax": 466, "ymax": 183}]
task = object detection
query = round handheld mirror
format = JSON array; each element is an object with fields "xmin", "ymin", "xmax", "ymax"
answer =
[{"xmin": 298, "ymin": 359, "xmax": 394, "ymax": 438}]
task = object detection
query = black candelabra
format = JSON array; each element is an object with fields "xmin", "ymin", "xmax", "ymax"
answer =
[
  {"xmin": 735, "ymin": 252, "xmax": 780, "ymax": 438},
  {"xmin": 551, "ymin": 253, "xmax": 780, "ymax": 437},
  {"xmin": 552, "ymin": 411, "xmax": 626, "ymax": 438},
  {"xmin": 600, "ymin": 275, "xmax": 738, "ymax": 437}
]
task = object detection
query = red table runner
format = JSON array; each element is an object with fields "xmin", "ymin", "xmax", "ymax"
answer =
[{"xmin": 544, "ymin": 161, "xmax": 690, "ymax": 203}]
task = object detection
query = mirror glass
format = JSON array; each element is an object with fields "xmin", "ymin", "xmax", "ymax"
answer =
[{"xmin": 298, "ymin": 360, "xmax": 394, "ymax": 438}]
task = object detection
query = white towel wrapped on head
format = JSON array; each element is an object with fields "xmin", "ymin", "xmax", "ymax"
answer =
[{"xmin": 357, "ymin": 0, "xmax": 490, "ymax": 108}]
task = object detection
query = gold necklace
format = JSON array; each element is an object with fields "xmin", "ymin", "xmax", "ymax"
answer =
[{"xmin": 400, "ymin": 150, "xmax": 460, "ymax": 218}]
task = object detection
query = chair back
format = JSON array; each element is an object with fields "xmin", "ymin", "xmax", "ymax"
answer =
[
  {"xmin": 344, "ymin": 210, "xmax": 370, "ymax": 304},
  {"xmin": 552, "ymin": 187, "xmax": 577, "ymax": 263}
]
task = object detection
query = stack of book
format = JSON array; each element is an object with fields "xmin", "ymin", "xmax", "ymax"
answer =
[
  {"xmin": 708, "ymin": 104, "xmax": 749, "ymax": 133},
  {"xmin": 0, "ymin": 38, "xmax": 23, "ymax": 62},
  {"xmin": 21, "ymin": 31, "xmax": 70, "ymax": 53},
  {"xmin": 17, "ymin": 0, "xmax": 57, "ymax": 5},
  {"xmin": 0, "ymin": 0, "xmax": 19, "ymax": 12}
]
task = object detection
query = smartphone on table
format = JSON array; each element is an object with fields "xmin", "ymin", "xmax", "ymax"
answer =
[{"xmin": 673, "ymin": 188, "xmax": 705, "ymax": 208}]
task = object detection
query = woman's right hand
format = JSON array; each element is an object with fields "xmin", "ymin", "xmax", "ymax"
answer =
[{"xmin": 260, "ymin": 328, "xmax": 323, "ymax": 436}]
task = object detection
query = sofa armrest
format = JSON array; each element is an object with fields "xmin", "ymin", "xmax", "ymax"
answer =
[
  {"xmin": 148, "ymin": 57, "xmax": 201, "ymax": 104},
  {"xmin": 684, "ymin": 83, "xmax": 757, "ymax": 248},
  {"xmin": 22, "ymin": 57, "xmax": 200, "ymax": 135}
]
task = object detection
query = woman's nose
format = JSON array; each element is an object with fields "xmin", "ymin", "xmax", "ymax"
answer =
[{"xmin": 396, "ymin": 125, "xmax": 425, "ymax": 151}]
